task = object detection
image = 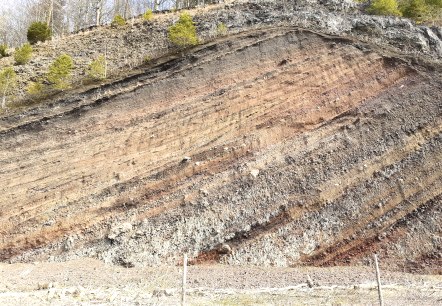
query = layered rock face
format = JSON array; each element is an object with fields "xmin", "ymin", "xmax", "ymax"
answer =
[{"xmin": 1, "ymin": 26, "xmax": 440, "ymax": 273}]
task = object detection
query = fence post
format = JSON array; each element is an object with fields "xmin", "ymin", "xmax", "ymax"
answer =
[
  {"xmin": 374, "ymin": 254, "xmax": 384, "ymax": 306},
  {"xmin": 181, "ymin": 253, "xmax": 188, "ymax": 306}
]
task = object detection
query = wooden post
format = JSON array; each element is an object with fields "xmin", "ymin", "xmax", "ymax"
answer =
[
  {"xmin": 181, "ymin": 253, "xmax": 188, "ymax": 306},
  {"xmin": 374, "ymin": 254, "xmax": 384, "ymax": 306}
]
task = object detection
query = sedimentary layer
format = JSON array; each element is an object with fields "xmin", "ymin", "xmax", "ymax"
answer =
[{"xmin": 0, "ymin": 27, "xmax": 440, "ymax": 273}]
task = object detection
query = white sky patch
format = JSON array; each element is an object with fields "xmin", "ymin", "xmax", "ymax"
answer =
[{"xmin": 0, "ymin": 0, "xmax": 29, "ymax": 13}]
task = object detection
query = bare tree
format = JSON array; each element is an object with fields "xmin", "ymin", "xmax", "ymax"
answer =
[
  {"xmin": 0, "ymin": 0, "xmax": 183, "ymax": 47},
  {"xmin": 95, "ymin": 0, "xmax": 105, "ymax": 26}
]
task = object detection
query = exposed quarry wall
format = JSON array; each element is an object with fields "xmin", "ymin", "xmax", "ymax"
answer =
[{"xmin": 0, "ymin": 24, "xmax": 440, "ymax": 273}]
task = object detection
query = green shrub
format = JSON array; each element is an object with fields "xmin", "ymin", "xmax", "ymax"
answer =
[
  {"xmin": 143, "ymin": 55, "xmax": 151, "ymax": 64},
  {"xmin": 168, "ymin": 12, "xmax": 199, "ymax": 48},
  {"xmin": 0, "ymin": 67, "xmax": 17, "ymax": 108},
  {"xmin": 14, "ymin": 43, "xmax": 33, "ymax": 65},
  {"xmin": 27, "ymin": 80, "xmax": 45, "ymax": 96},
  {"xmin": 401, "ymin": 0, "xmax": 430, "ymax": 20},
  {"xmin": 425, "ymin": 0, "xmax": 442, "ymax": 20},
  {"xmin": 143, "ymin": 9, "xmax": 154, "ymax": 21},
  {"xmin": 111, "ymin": 15, "xmax": 126, "ymax": 27},
  {"xmin": 217, "ymin": 23, "xmax": 228, "ymax": 36},
  {"xmin": 27, "ymin": 21, "xmax": 52, "ymax": 44},
  {"xmin": 47, "ymin": 54, "xmax": 74, "ymax": 90},
  {"xmin": 0, "ymin": 44, "xmax": 8, "ymax": 57},
  {"xmin": 425, "ymin": 0, "xmax": 442, "ymax": 7},
  {"xmin": 368, "ymin": 0, "xmax": 402, "ymax": 16},
  {"xmin": 87, "ymin": 55, "xmax": 107, "ymax": 80}
]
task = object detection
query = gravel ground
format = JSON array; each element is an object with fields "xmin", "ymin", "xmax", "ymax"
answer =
[{"xmin": 1, "ymin": 258, "xmax": 441, "ymax": 305}]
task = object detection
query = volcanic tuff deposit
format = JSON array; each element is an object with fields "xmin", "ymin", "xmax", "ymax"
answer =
[{"xmin": 0, "ymin": 0, "xmax": 441, "ymax": 273}]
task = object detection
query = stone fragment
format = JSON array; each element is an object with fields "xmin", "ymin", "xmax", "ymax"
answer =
[
  {"xmin": 250, "ymin": 169, "xmax": 259, "ymax": 178},
  {"xmin": 218, "ymin": 243, "xmax": 232, "ymax": 254},
  {"xmin": 152, "ymin": 288, "xmax": 174, "ymax": 297},
  {"xmin": 108, "ymin": 222, "xmax": 133, "ymax": 240}
]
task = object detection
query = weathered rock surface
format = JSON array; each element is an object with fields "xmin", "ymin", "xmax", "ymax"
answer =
[{"xmin": 0, "ymin": 2, "xmax": 441, "ymax": 273}]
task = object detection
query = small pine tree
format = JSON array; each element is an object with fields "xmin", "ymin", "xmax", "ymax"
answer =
[
  {"xmin": 27, "ymin": 21, "xmax": 52, "ymax": 44},
  {"xmin": 143, "ymin": 9, "xmax": 154, "ymax": 21},
  {"xmin": 0, "ymin": 67, "xmax": 17, "ymax": 108},
  {"xmin": 47, "ymin": 54, "xmax": 74, "ymax": 90},
  {"xmin": 111, "ymin": 15, "xmax": 126, "ymax": 27},
  {"xmin": 14, "ymin": 43, "xmax": 33, "ymax": 65},
  {"xmin": 168, "ymin": 12, "xmax": 199, "ymax": 48},
  {"xmin": 26, "ymin": 80, "xmax": 46, "ymax": 97},
  {"xmin": 87, "ymin": 55, "xmax": 107, "ymax": 80},
  {"xmin": 368, "ymin": 0, "xmax": 402, "ymax": 16},
  {"xmin": 0, "ymin": 44, "xmax": 8, "ymax": 57}
]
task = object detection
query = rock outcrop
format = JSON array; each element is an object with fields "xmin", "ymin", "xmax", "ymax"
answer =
[{"xmin": 0, "ymin": 1, "xmax": 440, "ymax": 273}]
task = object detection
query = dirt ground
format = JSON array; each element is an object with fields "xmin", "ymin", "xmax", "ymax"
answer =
[{"xmin": 1, "ymin": 258, "xmax": 441, "ymax": 305}]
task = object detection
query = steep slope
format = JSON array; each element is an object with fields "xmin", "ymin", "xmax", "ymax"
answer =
[{"xmin": 0, "ymin": 27, "xmax": 441, "ymax": 273}]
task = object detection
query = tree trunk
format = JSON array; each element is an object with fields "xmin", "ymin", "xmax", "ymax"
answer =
[
  {"xmin": 95, "ymin": 0, "xmax": 103, "ymax": 26},
  {"xmin": 123, "ymin": 0, "xmax": 130, "ymax": 19},
  {"xmin": 47, "ymin": 0, "xmax": 54, "ymax": 27}
]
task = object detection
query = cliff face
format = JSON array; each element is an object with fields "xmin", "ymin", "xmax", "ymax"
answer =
[{"xmin": 0, "ymin": 2, "xmax": 441, "ymax": 273}]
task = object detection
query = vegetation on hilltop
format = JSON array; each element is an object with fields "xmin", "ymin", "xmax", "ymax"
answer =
[
  {"xmin": 14, "ymin": 43, "xmax": 33, "ymax": 65},
  {"xmin": 143, "ymin": 9, "xmax": 154, "ymax": 22},
  {"xmin": 168, "ymin": 12, "xmax": 199, "ymax": 48},
  {"xmin": 27, "ymin": 22, "xmax": 52, "ymax": 45},
  {"xmin": 87, "ymin": 55, "xmax": 107, "ymax": 80},
  {"xmin": 0, "ymin": 44, "xmax": 8, "ymax": 58},
  {"xmin": 368, "ymin": 0, "xmax": 402, "ymax": 16},
  {"xmin": 0, "ymin": 67, "xmax": 17, "ymax": 108},
  {"xmin": 0, "ymin": 0, "xmax": 441, "ymax": 112},
  {"xmin": 367, "ymin": 0, "xmax": 442, "ymax": 22},
  {"xmin": 47, "ymin": 54, "xmax": 74, "ymax": 90},
  {"xmin": 111, "ymin": 15, "xmax": 126, "ymax": 27}
]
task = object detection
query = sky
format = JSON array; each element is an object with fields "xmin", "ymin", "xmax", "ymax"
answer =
[
  {"xmin": 0, "ymin": 0, "xmax": 21, "ymax": 13},
  {"xmin": 0, "ymin": 0, "xmax": 15, "ymax": 8}
]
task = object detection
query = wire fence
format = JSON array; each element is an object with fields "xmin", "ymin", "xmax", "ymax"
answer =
[
  {"xmin": 1, "ymin": 253, "xmax": 441, "ymax": 305},
  {"xmin": 168, "ymin": 254, "xmax": 442, "ymax": 306}
]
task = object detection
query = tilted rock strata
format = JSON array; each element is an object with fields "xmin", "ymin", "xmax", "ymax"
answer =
[{"xmin": 0, "ymin": 27, "xmax": 440, "ymax": 273}]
